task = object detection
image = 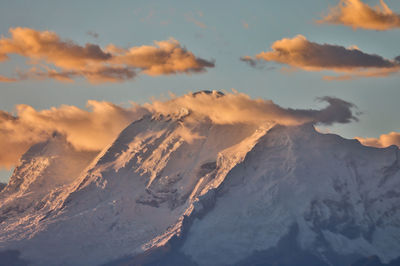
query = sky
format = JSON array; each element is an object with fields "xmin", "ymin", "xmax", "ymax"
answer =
[{"xmin": 0, "ymin": 0, "xmax": 400, "ymax": 182}]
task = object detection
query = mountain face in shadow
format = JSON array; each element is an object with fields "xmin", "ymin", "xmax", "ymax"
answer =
[{"xmin": 0, "ymin": 183, "xmax": 6, "ymax": 192}]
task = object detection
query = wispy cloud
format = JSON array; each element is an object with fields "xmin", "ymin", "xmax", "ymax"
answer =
[
  {"xmin": 242, "ymin": 20, "xmax": 249, "ymax": 29},
  {"xmin": 87, "ymin": 31, "xmax": 99, "ymax": 39},
  {"xmin": 0, "ymin": 27, "xmax": 214, "ymax": 83},
  {"xmin": 140, "ymin": 9, "xmax": 155, "ymax": 23},
  {"xmin": 318, "ymin": 0, "xmax": 400, "ymax": 30},
  {"xmin": 185, "ymin": 12, "xmax": 207, "ymax": 29},
  {"xmin": 241, "ymin": 35, "xmax": 400, "ymax": 80}
]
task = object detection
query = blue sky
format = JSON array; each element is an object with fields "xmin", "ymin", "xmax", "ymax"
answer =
[{"xmin": 0, "ymin": 0, "xmax": 400, "ymax": 182}]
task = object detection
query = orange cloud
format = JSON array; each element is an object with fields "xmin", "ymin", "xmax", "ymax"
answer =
[
  {"xmin": 0, "ymin": 101, "xmax": 147, "ymax": 169},
  {"xmin": 0, "ymin": 27, "xmax": 214, "ymax": 83},
  {"xmin": 109, "ymin": 38, "xmax": 214, "ymax": 75},
  {"xmin": 242, "ymin": 35, "xmax": 400, "ymax": 79},
  {"xmin": 356, "ymin": 132, "xmax": 400, "ymax": 148},
  {"xmin": 0, "ymin": 75, "xmax": 16, "ymax": 82},
  {"xmin": 319, "ymin": 0, "xmax": 400, "ymax": 30},
  {"xmin": 0, "ymin": 27, "xmax": 111, "ymax": 70},
  {"xmin": 0, "ymin": 91, "xmax": 358, "ymax": 169},
  {"xmin": 146, "ymin": 91, "xmax": 357, "ymax": 126}
]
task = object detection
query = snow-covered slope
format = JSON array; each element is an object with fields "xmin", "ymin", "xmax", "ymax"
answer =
[
  {"xmin": 0, "ymin": 133, "xmax": 98, "ymax": 228},
  {"xmin": 0, "ymin": 97, "xmax": 400, "ymax": 266},
  {"xmin": 179, "ymin": 124, "xmax": 400, "ymax": 266}
]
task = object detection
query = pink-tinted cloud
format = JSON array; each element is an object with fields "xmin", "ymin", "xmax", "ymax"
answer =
[
  {"xmin": 109, "ymin": 38, "xmax": 214, "ymax": 75},
  {"xmin": 0, "ymin": 27, "xmax": 214, "ymax": 83},
  {"xmin": 146, "ymin": 91, "xmax": 358, "ymax": 126},
  {"xmin": 241, "ymin": 35, "xmax": 400, "ymax": 79},
  {"xmin": 0, "ymin": 27, "xmax": 111, "ymax": 68},
  {"xmin": 356, "ymin": 132, "xmax": 400, "ymax": 148},
  {"xmin": 319, "ymin": 0, "xmax": 400, "ymax": 30}
]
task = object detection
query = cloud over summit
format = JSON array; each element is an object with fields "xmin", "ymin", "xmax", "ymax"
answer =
[
  {"xmin": 0, "ymin": 92, "xmax": 359, "ymax": 169},
  {"xmin": 147, "ymin": 91, "xmax": 358, "ymax": 127}
]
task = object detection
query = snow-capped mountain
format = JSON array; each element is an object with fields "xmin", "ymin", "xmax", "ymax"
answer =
[{"xmin": 0, "ymin": 92, "xmax": 400, "ymax": 266}]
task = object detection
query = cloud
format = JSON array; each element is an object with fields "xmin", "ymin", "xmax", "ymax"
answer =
[
  {"xmin": 140, "ymin": 9, "xmax": 155, "ymax": 23},
  {"xmin": 0, "ymin": 101, "xmax": 148, "ymax": 169},
  {"xmin": 109, "ymin": 39, "xmax": 215, "ymax": 75},
  {"xmin": 18, "ymin": 66, "xmax": 137, "ymax": 83},
  {"xmin": 0, "ymin": 27, "xmax": 214, "ymax": 83},
  {"xmin": 356, "ymin": 132, "xmax": 400, "ymax": 148},
  {"xmin": 240, "ymin": 56, "xmax": 258, "ymax": 67},
  {"xmin": 318, "ymin": 0, "xmax": 400, "ymax": 30},
  {"xmin": 0, "ymin": 27, "xmax": 111, "ymax": 67},
  {"xmin": 0, "ymin": 75, "xmax": 16, "ymax": 82},
  {"xmin": 0, "ymin": 91, "xmax": 358, "ymax": 169},
  {"xmin": 185, "ymin": 12, "xmax": 207, "ymax": 29},
  {"xmin": 87, "ymin": 31, "xmax": 99, "ymax": 39},
  {"xmin": 242, "ymin": 35, "xmax": 400, "ymax": 79},
  {"xmin": 146, "ymin": 91, "xmax": 358, "ymax": 126}
]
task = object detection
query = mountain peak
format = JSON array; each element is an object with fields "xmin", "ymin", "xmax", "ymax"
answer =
[
  {"xmin": 0, "ymin": 133, "xmax": 98, "ymax": 215},
  {"xmin": 191, "ymin": 90, "xmax": 224, "ymax": 97}
]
